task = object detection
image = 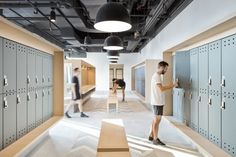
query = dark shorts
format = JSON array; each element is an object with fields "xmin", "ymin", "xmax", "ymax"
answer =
[
  {"xmin": 72, "ymin": 93, "xmax": 81, "ymax": 100},
  {"xmin": 152, "ymin": 105, "xmax": 164, "ymax": 116}
]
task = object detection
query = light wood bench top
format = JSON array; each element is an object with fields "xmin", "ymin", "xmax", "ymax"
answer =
[
  {"xmin": 97, "ymin": 151, "xmax": 131, "ymax": 157},
  {"xmin": 97, "ymin": 119, "xmax": 129, "ymax": 152}
]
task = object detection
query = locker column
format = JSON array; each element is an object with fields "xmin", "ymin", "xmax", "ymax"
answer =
[
  {"xmin": 0, "ymin": 37, "xmax": 2, "ymax": 150},
  {"xmin": 42, "ymin": 54, "xmax": 49, "ymax": 122}
]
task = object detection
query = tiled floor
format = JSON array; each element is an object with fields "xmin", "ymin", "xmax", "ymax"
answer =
[{"xmin": 27, "ymin": 91, "xmax": 203, "ymax": 157}]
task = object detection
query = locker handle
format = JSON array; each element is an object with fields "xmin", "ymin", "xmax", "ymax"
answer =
[
  {"xmin": 3, "ymin": 75, "xmax": 8, "ymax": 86},
  {"xmin": 35, "ymin": 92, "xmax": 38, "ymax": 99},
  {"xmin": 208, "ymin": 98, "xmax": 212, "ymax": 105},
  {"xmin": 3, "ymin": 97, "xmax": 8, "ymax": 109},
  {"xmin": 42, "ymin": 76, "xmax": 45, "ymax": 83},
  {"xmin": 27, "ymin": 75, "xmax": 30, "ymax": 84},
  {"xmin": 189, "ymin": 93, "xmax": 192, "ymax": 99},
  {"xmin": 48, "ymin": 77, "xmax": 50, "ymax": 82},
  {"xmin": 27, "ymin": 93, "xmax": 31, "ymax": 101},
  {"xmin": 42, "ymin": 90, "xmax": 45, "ymax": 97},
  {"xmin": 35, "ymin": 76, "xmax": 38, "ymax": 83},
  {"xmin": 190, "ymin": 77, "xmax": 192, "ymax": 84},
  {"xmin": 17, "ymin": 95, "xmax": 21, "ymax": 104},
  {"xmin": 221, "ymin": 101, "xmax": 226, "ymax": 110},
  {"xmin": 221, "ymin": 77, "xmax": 225, "ymax": 87},
  {"xmin": 208, "ymin": 77, "xmax": 212, "ymax": 86},
  {"xmin": 198, "ymin": 96, "xmax": 201, "ymax": 102}
]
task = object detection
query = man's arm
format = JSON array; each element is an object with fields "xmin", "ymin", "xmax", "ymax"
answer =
[{"xmin": 157, "ymin": 82, "xmax": 177, "ymax": 92}]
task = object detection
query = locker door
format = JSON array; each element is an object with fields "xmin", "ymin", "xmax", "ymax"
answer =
[
  {"xmin": 222, "ymin": 34, "xmax": 236, "ymax": 96},
  {"xmin": 35, "ymin": 89, "xmax": 43, "ymax": 126},
  {"xmin": 42, "ymin": 88, "xmax": 49, "ymax": 121},
  {"xmin": 209, "ymin": 40, "xmax": 221, "ymax": 93},
  {"xmin": 16, "ymin": 92, "xmax": 27, "ymax": 139},
  {"xmin": 3, "ymin": 39, "xmax": 17, "ymax": 93},
  {"xmin": 178, "ymin": 89, "xmax": 184, "ymax": 122},
  {"xmin": 49, "ymin": 56, "xmax": 53, "ymax": 86},
  {"xmin": 0, "ymin": 38, "xmax": 3, "ymax": 94},
  {"xmin": 222, "ymin": 95, "xmax": 236, "ymax": 156},
  {"xmin": 27, "ymin": 48, "xmax": 35, "ymax": 89},
  {"xmin": 35, "ymin": 52, "xmax": 43, "ymax": 88},
  {"xmin": 27, "ymin": 89, "xmax": 35, "ymax": 131},
  {"xmin": 0, "ymin": 95, "xmax": 2, "ymax": 150},
  {"xmin": 198, "ymin": 45, "xmax": 209, "ymax": 138},
  {"xmin": 3, "ymin": 93, "xmax": 16, "ymax": 148},
  {"xmin": 48, "ymin": 87, "xmax": 53, "ymax": 118},
  {"xmin": 209, "ymin": 92, "xmax": 221, "ymax": 147},
  {"xmin": 190, "ymin": 48, "xmax": 199, "ymax": 132},
  {"xmin": 42, "ymin": 55, "xmax": 48, "ymax": 87},
  {"xmin": 173, "ymin": 89, "xmax": 178, "ymax": 118},
  {"xmin": 17, "ymin": 44, "xmax": 27, "ymax": 93}
]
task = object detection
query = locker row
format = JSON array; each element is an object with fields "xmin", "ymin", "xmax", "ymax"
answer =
[
  {"xmin": 0, "ymin": 37, "xmax": 53, "ymax": 95},
  {"xmin": 173, "ymin": 33, "xmax": 236, "ymax": 156},
  {"xmin": 0, "ymin": 87, "xmax": 53, "ymax": 150}
]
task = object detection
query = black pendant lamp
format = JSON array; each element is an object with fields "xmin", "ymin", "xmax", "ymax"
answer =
[
  {"xmin": 107, "ymin": 50, "xmax": 120, "ymax": 59},
  {"xmin": 94, "ymin": 2, "xmax": 132, "ymax": 32},
  {"xmin": 104, "ymin": 35, "xmax": 123, "ymax": 50},
  {"xmin": 50, "ymin": 8, "xmax": 56, "ymax": 22},
  {"xmin": 110, "ymin": 60, "xmax": 118, "ymax": 64}
]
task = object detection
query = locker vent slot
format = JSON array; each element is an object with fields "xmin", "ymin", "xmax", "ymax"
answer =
[
  {"xmin": 223, "ymin": 35, "xmax": 236, "ymax": 47},
  {"xmin": 199, "ymin": 128, "xmax": 208, "ymax": 138},
  {"xmin": 36, "ymin": 119, "xmax": 42, "ymax": 127},
  {"xmin": 209, "ymin": 134, "xmax": 220, "ymax": 146},
  {"xmin": 28, "ymin": 123, "xmax": 35, "ymax": 132},
  {"xmin": 209, "ymin": 42, "xmax": 219, "ymax": 50},
  {"xmin": 17, "ymin": 127, "xmax": 27, "ymax": 139},
  {"xmin": 5, "ymin": 40, "xmax": 16, "ymax": 51},
  {"xmin": 4, "ymin": 134, "xmax": 16, "ymax": 147},
  {"xmin": 223, "ymin": 142, "xmax": 236, "ymax": 156}
]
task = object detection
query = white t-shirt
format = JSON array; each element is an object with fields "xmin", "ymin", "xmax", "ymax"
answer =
[{"xmin": 150, "ymin": 72, "xmax": 165, "ymax": 106}]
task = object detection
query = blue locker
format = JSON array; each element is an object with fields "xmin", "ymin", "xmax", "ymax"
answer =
[
  {"xmin": 222, "ymin": 95, "xmax": 236, "ymax": 156},
  {"xmin": 35, "ymin": 89, "xmax": 43, "ymax": 127},
  {"xmin": 3, "ymin": 93, "xmax": 16, "ymax": 148},
  {"xmin": 27, "ymin": 89, "xmax": 35, "ymax": 132},
  {"xmin": 208, "ymin": 92, "xmax": 221, "ymax": 147},
  {"xmin": 0, "ymin": 95, "xmax": 2, "ymax": 150},
  {"xmin": 190, "ymin": 48, "xmax": 199, "ymax": 132},
  {"xmin": 16, "ymin": 92, "xmax": 27, "ymax": 139},
  {"xmin": 222, "ymin": 34, "xmax": 236, "ymax": 96},
  {"xmin": 0, "ymin": 38, "xmax": 3, "ymax": 94},
  {"xmin": 209, "ymin": 40, "xmax": 221, "ymax": 93},
  {"xmin": 27, "ymin": 48, "xmax": 35, "ymax": 90},
  {"xmin": 198, "ymin": 45, "xmax": 209, "ymax": 138},
  {"xmin": 3, "ymin": 39, "xmax": 17, "ymax": 93}
]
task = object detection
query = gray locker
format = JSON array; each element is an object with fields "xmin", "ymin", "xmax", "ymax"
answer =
[
  {"xmin": 190, "ymin": 48, "xmax": 199, "ymax": 132},
  {"xmin": 42, "ymin": 88, "xmax": 49, "ymax": 121},
  {"xmin": 0, "ymin": 38, "xmax": 3, "ymax": 94},
  {"xmin": 209, "ymin": 92, "xmax": 221, "ymax": 147},
  {"xmin": 222, "ymin": 34, "xmax": 236, "ymax": 96},
  {"xmin": 173, "ymin": 88, "xmax": 185, "ymax": 122},
  {"xmin": 27, "ymin": 89, "xmax": 36, "ymax": 131},
  {"xmin": 35, "ymin": 89, "xmax": 43, "ymax": 127},
  {"xmin": 3, "ymin": 93, "xmax": 16, "ymax": 148},
  {"xmin": 198, "ymin": 93, "xmax": 208, "ymax": 138},
  {"xmin": 3, "ymin": 39, "xmax": 17, "ymax": 93},
  {"xmin": 209, "ymin": 40, "xmax": 221, "ymax": 93},
  {"xmin": 16, "ymin": 92, "xmax": 27, "ymax": 139},
  {"xmin": 48, "ymin": 87, "xmax": 53, "ymax": 118},
  {"xmin": 27, "ymin": 48, "xmax": 36, "ymax": 90},
  {"xmin": 17, "ymin": 44, "xmax": 27, "ymax": 93},
  {"xmin": 35, "ymin": 51, "xmax": 43, "ymax": 88},
  {"xmin": 42, "ymin": 55, "xmax": 48, "ymax": 87},
  {"xmin": 49, "ymin": 56, "xmax": 53, "ymax": 86},
  {"xmin": 222, "ymin": 95, "xmax": 236, "ymax": 156},
  {"xmin": 0, "ymin": 95, "xmax": 2, "ymax": 150}
]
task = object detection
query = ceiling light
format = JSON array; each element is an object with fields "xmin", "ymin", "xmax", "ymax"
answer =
[
  {"xmin": 107, "ymin": 50, "xmax": 120, "ymax": 59},
  {"xmin": 104, "ymin": 35, "xmax": 123, "ymax": 50},
  {"xmin": 94, "ymin": 2, "xmax": 132, "ymax": 32},
  {"xmin": 110, "ymin": 61, "xmax": 118, "ymax": 64},
  {"xmin": 50, "ymin": 9, "xmax": 56, "ymax": 22}
]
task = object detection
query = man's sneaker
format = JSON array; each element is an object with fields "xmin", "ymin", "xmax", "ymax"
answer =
[
  {"xmin": 153, "ymin": 138, "xmax": 165, "ymax": 145},
  {"xmin": 65, "ymin": 111, "xmax": 71, "ymax": 118},
  {"xmin": 148, "ymin": 136, "xmax": 153, "ymax": 141},
  {"xmin": 80, "ymin": 113, "xmax": 89, "ymax": 118}
]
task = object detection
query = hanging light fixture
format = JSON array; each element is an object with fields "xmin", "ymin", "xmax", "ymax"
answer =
[
  {"xmin": 110, "ymin": 60, "xmax": 118, "ymax": 64},
  {"xmin": 50, "ymin": 8, "xmax": 56, "ymax": 22},
  {"xmin": 107, "ymin": 50, "xmax": 120, "ymax": 59},
  {"xmin": 104, "ymin": 35, "xmax": 123, "ymax": 50},
  {"xmin": 94, "ymin": 2, "xmax": 132, "ymax": 32}
]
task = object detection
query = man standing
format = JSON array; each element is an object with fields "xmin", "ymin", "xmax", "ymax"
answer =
[
  {"xmin": 149, "ymin": 61, "xmax": 177, "ymax": 145},
  {"xmin": 112, "ymin": 78, "xmax": 126, "ymax": 102},
  {"xmin": 65, "ymin": 67, "xmax": 89, "ymax": 118}
]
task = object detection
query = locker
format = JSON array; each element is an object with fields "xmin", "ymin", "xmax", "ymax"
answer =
[
  {"xmin": 198, "ymin": 45, "xmax": 208, "ymax": 90},
  {"xmin": 42, "ymin": 55, "xmax": 49, "ymax": 87},
  {"xmin": 222, "ymin": 95, "xmax": 236, "ymax": 156},
  {"xmin": 173, "ymin": 89, "xmax": 178, "ymax": 118},
  {"xmin": 222, "ymin": 34, "xmax": 236, "ymax": 96},
  {"xmin": 3, "ymin": 93, "xmax": 16, "ymax": 148},
  {"xmin": 173, "ymin": 88, "xmax": 184, "ymax": 122},
  {"xmin": 190, "ymin": 48, "xmax": 199, "ymax": 132},
  {"xmin": 48, "ymin": 87, "xmax": 53, "ymax": 118},
  {"xmin": 16, "ymin": 92, "xmax": 27, "ymax": 139},
  {"xmin": 0, "ymin": 95, "xmax": 2, "ymax": 150},
  {"xmin": 198, "ymin": 93, "xmax": 208, "ymax": 138},
  {"xmin": 35, "ymin": 89, "xmax": 43, "ymax": 127},
  {"xmin": 3, "ymin": 39, "xmax": 17, "ymax": 93},
  {"xmin": 27, "ymin": 89, "xmax": 36, "ymax": 131},
  {"xmin": 27, "ymin": 48, "xmax": 35, "ymax": 90},
  {"xmin": 49, "ymin": 55, "xmax": 53, "ymax": 86},
  {"xmin": 209, "ymin": 40, "xmax": 221, "ymax": 93},
  {"xmin": 17, "ymin": 44, "xmax": 27, "ymax": 93},
  {"xmin": 42, "ymin": 88, "xmax": 49, "ymax": 121},
  {"xmin": 35, "ymin": 51, "xmax": 43, "ymax": 88},
  {"xmin": 0, "ymin": 38, "xmax": 3, "ymax": 94},
  {"xmin": 208, "ymin": 92, "xmax": 221, "ymax": 147}
]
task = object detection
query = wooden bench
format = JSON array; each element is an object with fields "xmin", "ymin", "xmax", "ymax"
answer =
[
  {"xmin": 97, "ymin": 119, "xmax": 131, "ymax": 157},
  {"xmin": 107, "ymin": 92, "xmax": 118, "ymax": 112}
]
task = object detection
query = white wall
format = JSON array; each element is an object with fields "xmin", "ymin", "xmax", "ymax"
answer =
[
  {"xmin": 136, "ymin": 0, "xmax": 236, "ymax": 63},
  {"xmin": 83, "ymin": 53, "xmax": 140, "ymax": 91}
]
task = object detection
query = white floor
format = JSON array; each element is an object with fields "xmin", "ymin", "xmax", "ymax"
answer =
[{"xmin": 27, "ymin": 91, "xmax": 203, "ymax": 157}]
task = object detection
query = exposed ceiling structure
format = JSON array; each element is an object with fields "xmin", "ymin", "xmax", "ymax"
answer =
[{"xmin": 0, "ymin": 0, "xmax": 192, "ymax": 55}]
